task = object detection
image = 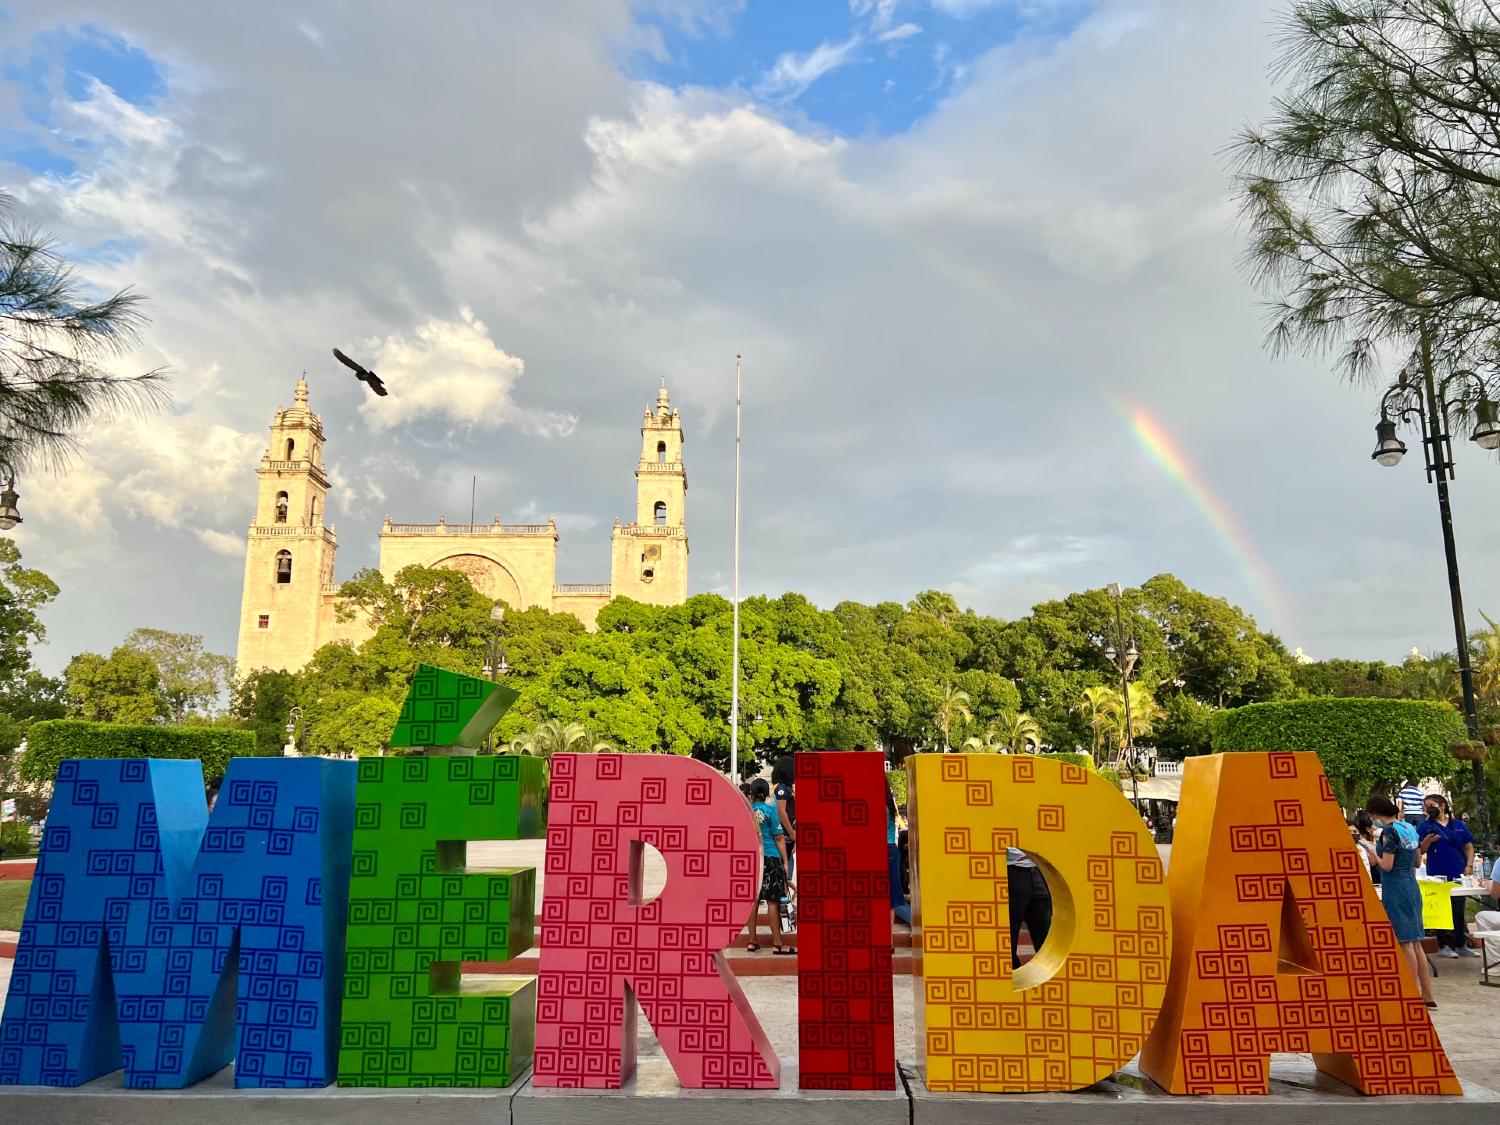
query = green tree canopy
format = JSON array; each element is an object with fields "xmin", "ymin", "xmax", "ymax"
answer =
[
  {"xmin": 0, "ymin": 537, "xmax": 57, "ymax": 686},
  {"xmin": 1234, "ymin": 0, "xmax": 1500, "ymax": 377},
  {"xmin": 1293, "ymin": 658, "xmax": 1406, "ymax": 700},
  {"xmin": 63, "ymin": 647, "xmax": 165, "ymax": 723},
  {"xmin": 204, "ymin": 566, "xmax": 1377, "ymax": 778},
  {"xmin": 121, "ymin": 627, "xmax": 233, "ymax": 721},
  {"xmin": 230, "ymin": 668, "xmax": 299, "ymax": 758}
]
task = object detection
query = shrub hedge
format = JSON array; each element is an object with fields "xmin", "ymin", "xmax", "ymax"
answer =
[
  {"xmin": 1209, "ymin": 698, "xmax": 1465, "ymax": 803},
  {"xmin": 0, "ymin": 820, "xmax": 31, "ymax": 857},
  {"xmin": 1041, "ymin": 751, "xmax": 1094, "ymax": 771},
  {"xmin": 21, "ymin": 721, "xmax": 257, "ymax": 786}
]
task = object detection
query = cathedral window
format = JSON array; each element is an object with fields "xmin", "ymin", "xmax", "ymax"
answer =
[
  {"xmin": 275, "ymin": 549, "xmax": 292, "ymax": 584},
  {"xmin": 285, "ymin": 438, "xmax": 296, "ymax": 460},
  {"xmin": 657, "ymin": 441, "xmax": 666, "ymax": 463},
  {"xmin": 258, "ymin": 614, "xmax": 270, "ymax": 629},
  {"xmin": 642, "ymin": 568, "xmax": 654, "ymax": 583},
  {"xmin": 654, "ymin": 501, "xmax": 667, "ymax": 526},
  {"xmin": 310, "ymin": 497, "xmax": 319, "ymax": 524},
  {"xmin": 275, "ymin": 491, "xmax": 288, "ymax": 524}
]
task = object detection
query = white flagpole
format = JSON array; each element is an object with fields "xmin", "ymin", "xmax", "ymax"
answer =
[{"xmin": 729, "ymin": 355, "xmax": 742, "ymax": 786}]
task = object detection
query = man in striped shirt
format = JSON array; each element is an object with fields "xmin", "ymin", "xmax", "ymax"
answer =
[{"xmin": 1399, "ymin": 780, "xmax": 1426, "ymax": 825}]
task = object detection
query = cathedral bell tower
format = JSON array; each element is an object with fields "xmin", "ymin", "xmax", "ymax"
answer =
[
  {"xmin": 610, "ymin": 384, "xmax": 688, "ymax": 604},
  {"xmin": 235, "ymin": 377, "xmax": 339, "ymax": 673}
]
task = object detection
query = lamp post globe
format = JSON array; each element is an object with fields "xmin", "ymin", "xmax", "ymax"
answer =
[
  {"xmin": 1472, "ymin": 398, "xmax": 1500, "ymax": 451},
  {"xmin": 1371, "ymin": 419, "xmax": 1407, "ymax": 467},
  {"xmin": 0, "ymin": 479, "xmax": 21, "ymax": 530}
]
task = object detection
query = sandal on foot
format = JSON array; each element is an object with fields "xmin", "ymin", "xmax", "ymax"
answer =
[
  {"xmin": 745, "ymin": 942, "xmax": 760, "ymax": 952},
  {"xmin": 772, "ymin": 945, "xmax": 796, "ymax": 956},
  {"xmin": 1424, "ymin": 999, "xmax": 1438, "ymax": 1009}
]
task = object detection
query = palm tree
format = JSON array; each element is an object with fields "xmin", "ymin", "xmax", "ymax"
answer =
[
  {"xmin": 960, "ymin": 728, "xmax": 1009, "ymax": 754},
  {"xmin": 995, "ymin": 710, "xmax": 1043, "ymax": 754},
  {"xmin": 0, "ymin": 194, "xmax": 166, "ymax": 476},
  {"xmin": 508, "ymin": 720, "xmax": 613, "ymax": 759},
  {"xmin": 933, "ymin": 684, "xmax": 972, "ymax": 752},
  {"xmin": 1471, "ymin": 613, "xmax": 1500, "ymax": 720},
  {"xmin": 1076, "ymin": 686, "xmax": 1117, "ymax": 765},
  {"xmin": 1409, "ymin": 652, "xmax": 1460, "ymax": 705},
  {"xmin": 1100, "ymin": 683, "xmax": 1164, "ymax": 770}
]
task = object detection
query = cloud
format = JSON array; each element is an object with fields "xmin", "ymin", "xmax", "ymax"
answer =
[
  {"xmin": 758, "ymin": 34, "xmax": 864, "ymax": 99},
  {"xmin": 879, "ymin": 22, "xmax": 924, "ymax": 43},
  {"xmin": 195, "ymin": 529, "xmax": 244, "ymax": 556},
  {"xmin": 360, "ymin": 308, "xmax": 577, "ymax": 437},
  {"xmin": 3, "ymin": 0, "xmax": 1498, "ymax": 675}
]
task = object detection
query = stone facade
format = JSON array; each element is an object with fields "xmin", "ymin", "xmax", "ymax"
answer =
[{"xmin": 235, "ymin": 380, "xmax": 689, "ymax": 673}]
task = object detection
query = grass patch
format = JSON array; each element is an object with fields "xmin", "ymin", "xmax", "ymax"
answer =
[{"xmin": 0, "ymin": 880, "xmax": 31, "ymax": 931}]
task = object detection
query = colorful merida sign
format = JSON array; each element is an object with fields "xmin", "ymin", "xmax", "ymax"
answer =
[{"xmin": 0, "ymin": 666, "xmax": 1462, "ymax": 1097}]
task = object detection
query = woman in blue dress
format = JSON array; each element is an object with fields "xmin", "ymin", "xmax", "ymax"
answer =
[{"xmin": 1360, "ymin": 795, "xmax": 1435, "ymax": 1008}]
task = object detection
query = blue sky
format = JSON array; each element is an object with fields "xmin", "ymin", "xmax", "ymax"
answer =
[
  {"xmin": 631, "ymin": 1, "xmax": 1076, "ymax": 135},
  {"xmin": 3, "ymin": 4, "xmax": 1083, "ymax": 155},
  {"xmin": 1, "ymin": 22, "xmax": 164, "ymax": 177}
]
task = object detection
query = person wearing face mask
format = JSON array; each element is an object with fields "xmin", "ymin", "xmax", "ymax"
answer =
[
  {"xmin": 1351, "ymin": 809, "xmax": 1380, "ymax": 886},
  {"xmin": 1417, "ymin": 793, "xmax": 1478, "ymax": 959},
  {"xmin": 1359, "ymin": 795, "xmax": 1436, "ymax": 1008}
]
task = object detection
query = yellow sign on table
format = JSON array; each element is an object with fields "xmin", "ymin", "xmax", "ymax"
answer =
[{"xmin": 1418, "ymin": 880, "xmax": 1453, "ymax": 930}]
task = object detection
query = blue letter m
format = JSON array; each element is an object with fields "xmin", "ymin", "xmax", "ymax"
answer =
[{"xmin": 0, "ymin": 757, "xmax": 355, "ymax": 1088}]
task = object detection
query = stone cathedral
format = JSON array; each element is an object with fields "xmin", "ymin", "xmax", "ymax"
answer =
[{"xmin": 235, "ymin": 378, "xmax": 689, "ymax": 673}]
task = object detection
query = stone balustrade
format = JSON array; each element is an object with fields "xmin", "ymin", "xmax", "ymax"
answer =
[{"xmin": 382, "ymin": 521, "xmax": 556, "ymax": 536}]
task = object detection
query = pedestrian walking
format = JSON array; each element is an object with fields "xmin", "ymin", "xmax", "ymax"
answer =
[
  {"xmin": 885, "ymin": 778, "xmax": 910, "ymax": 929},
  {"xmin": 1006, "ymin": 845, "xmax": 1052, "ymax": 971},
  {"xmin": 746, "ymin": 778, "xmax": 794, "ymax": 956},
  {"xmin": 1398, "ymin": 779, "xmax": 1426, "ymax": 825},
  {"xmin": 1360, "ymin": 796, "xmax": 1435, "ymax": 1008},
  {"xmin": 771, "ymin": 755, "xmax": 796, "ymax": 880}
]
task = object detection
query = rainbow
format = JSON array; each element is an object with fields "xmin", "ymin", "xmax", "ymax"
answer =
[{"xmin": 1117, "ymin": 400, "xmax": 1292, "ymax": 636}]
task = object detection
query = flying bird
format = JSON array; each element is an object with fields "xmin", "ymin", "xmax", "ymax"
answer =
[{"xmin": 332, "ymin": 347, "xmax": 389, "ymax": 397}]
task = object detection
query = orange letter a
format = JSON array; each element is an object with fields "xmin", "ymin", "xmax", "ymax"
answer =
[{"xmin": 1140, "ymin": 751, "xmax": 1460, "ymax": 1096}]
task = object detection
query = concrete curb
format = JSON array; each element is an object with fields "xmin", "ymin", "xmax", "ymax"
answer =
[
  {"xmin": 512, "ymin": 1060, "xmax": 907, "ymax": 1124},
  {"xmin": 0, "ymin": 1059, "xmax": 1494, "ymax": 1124}
]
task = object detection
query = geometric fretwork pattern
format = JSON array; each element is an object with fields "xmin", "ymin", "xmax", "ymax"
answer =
[
  {"xmin": 1139, "ymin": 751, "xmax": 1461, "ymax": 1096},
  {"xmin": 0, "ymin": 757, "xmax": 356, "ymax": 1089},
  {"xmin": 388, "ymin": 664, "xmax": 520, "ymax": 751},
  {"xmin": 909, "ymin": 753, "xmax": 1172, "ymax": 1093},
  {"xmin": 534, "ymin": 754, "xmax": 779, "ymax": 1090},
  {"xmin": 338, "ymin": 754, "xmax": 544, "ymax": 1089},
  {"xmin": 796, "ymin": 752, "xmax": 895, "ymax": 1090}
]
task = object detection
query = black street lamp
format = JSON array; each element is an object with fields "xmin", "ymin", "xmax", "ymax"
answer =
[
  {"xmin": 481, "ymin": 606, "xmax": 509, "ymax": 753},
  {"xmin": 1371, "ymin": 326, "xmax": 1494, "ymax": 844},
  {"xmin": 482, "ymin": 605, "xmax": 509, "ymax": 681},
  {"xmin": 1103, "ymin": 582, "xmax": 1142, "ymax": 813}
]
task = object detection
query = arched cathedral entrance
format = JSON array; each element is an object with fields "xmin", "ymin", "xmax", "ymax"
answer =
[{"xmin": 433, "ymin": 553, "xmax": 525, "ymax": 607}]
